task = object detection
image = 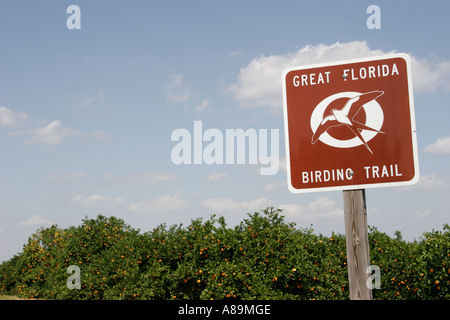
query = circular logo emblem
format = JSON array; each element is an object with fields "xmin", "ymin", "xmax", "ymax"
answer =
[{"xmin": 310, "ymin": 91, "xmax": 385, "ymax": 153}]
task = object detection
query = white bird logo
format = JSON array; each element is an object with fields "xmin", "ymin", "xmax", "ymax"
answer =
[{"xmin": 311, "ymin": 90, "xmax": 385, "ymax": 154}]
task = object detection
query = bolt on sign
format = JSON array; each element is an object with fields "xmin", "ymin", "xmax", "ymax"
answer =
[{"xmin": 282, "ymin": 53, "xmax": 419, "ymax": 193}]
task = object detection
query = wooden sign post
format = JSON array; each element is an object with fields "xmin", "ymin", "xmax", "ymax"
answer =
[{"xmin": 343, "ymin": 189, "xmax": 372, "ymax": 300}]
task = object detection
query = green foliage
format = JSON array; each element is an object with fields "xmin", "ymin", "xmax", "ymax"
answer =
[{"xmin": 0, "ymin": 209, "xmax": 448, "ymax": 300}]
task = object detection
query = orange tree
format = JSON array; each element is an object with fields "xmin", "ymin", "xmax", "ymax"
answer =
[
  {"xmin": 7, "ymin": 225, "xmax": 65, "ymax": 298},
  {"xmin": 368, "ymin": 224, "xmax": 450, "ymax": 300},
  {"xmin": 59, "ymin": 215, "xmax": 141, "ymax": 300},
  {"xmin": 417, "ymin": 225, "xmax": 450, "ymax": 299},
  {"xmin": 1, "ymin": 208, "xmax": 449, "ymax": 300}
]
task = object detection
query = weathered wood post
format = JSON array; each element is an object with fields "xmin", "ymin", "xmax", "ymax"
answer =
[{"xmin": 343, "ymin": 189, "xmax": 372, "ymax": 300}]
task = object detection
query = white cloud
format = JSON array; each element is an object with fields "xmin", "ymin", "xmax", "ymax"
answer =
[
  {"xmin": 228, "ymin": 41, "xmax": 390, "ymax": 114},
  {"xmin": 280, "ymin": 196, "xmax": 344, "ymax": 221},
  {"xmin": 228, "ymin": 41, "xmax": 450, "ymax": 114},
  {"xmin": 401, "ymin": 174, "xmax": 447, "ymax": 191},
  {"xmin": 416, "ymin": 174, "xmax": 447, "ymax": 190},
  {"xmin": 105, "ymin": 172, "xmax": 178, "ymax": 184},
  {"xmin": 263, "ymin": 180, "xmax": 286, "ymax": 192},
  {"xmin": 128, "ymin": 193, "xmax": 188, "ymax": 213},
  {"xmin": 18, "ymin": 214, "xmax": 55, "ymax": 227},
  {"xmin": 410, "ymin": 58, "xmax": 450, "ymax": 93},
  {"xmin": 278, "ymin": 157, "xmax": 287, "ymax": 172},
  {"xmin": 307, "ymin": 196, "xmax": 336, "ymax": 212},
  {"xmin": 415, "ymin": 209, "xmax": 432, "ymax": 218},
  {"xmin": 165, "ymin": 74, "xmax": 211, "ymax": 114},
  {"xmin": 207, "ymin": 172, "xmax": 228, "ymax": 182},
  {"xmin": 188, "ymin": 192, "xmax": 201, "ymax": 199},
  {"xmin": 1, "ymin": 106, "xmax": 107, "ymax": 145},
  {"xmin": 74, "ymin": 90, "xmax": 106, "ymax": 110},
  {"xmin": 26, "ymin": 120, "xmax": 78, "ymax": 145},
  {"xmin": 10, "ymin": 120, "xmax": 107, "ymax": 145},
  {"xmin": 201, "ymin": 197, "xmax": 275, "ymax": 214},
  {"xmin": 229, "ymin": 49, "xmax": 243, "ymax": 58},
  {"xmin": 0, "ymin": 107, "xmax": 30, "ymax": 128},
  {"xmin": 367, "ymin": 206, "xmax": 379, "ymax": 217},
  {"xmin": 195, "ymin": 98, "xmax": 211, "ymax": 113},
  {"xmin": 70, "ymin": 194, "xmax": 124, "ymax": 207},
  {"xmin": 200, "ymin": 195, "xmax": 343, "ymax": 220},
  {"xmin": 278, "ymin": 203, "xmax": 303, "ymax": 219},
  {"xmin": 166, "ymin": 74, "xmax": 192, "ymax": 103},
  {"xmin": 424, "ymin": 136, "xmax": 450, "ymax": 154},
  {"xmin": 46, "ymin": 172, "xmax": 86, "ymax": 182},
  {"xmin": 87, "ymin": 130, "xmax": 108, "ymax": 141}
]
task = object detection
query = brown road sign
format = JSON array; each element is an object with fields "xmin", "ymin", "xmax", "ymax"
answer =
[{"xmin": 282, "ymin": 53, "xmax": 419, "ymax": 193}]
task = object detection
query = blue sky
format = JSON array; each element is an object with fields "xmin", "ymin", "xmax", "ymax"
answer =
[{"xmin": 1, "ymin": 0, "xmax": 449, "ymax": 262}]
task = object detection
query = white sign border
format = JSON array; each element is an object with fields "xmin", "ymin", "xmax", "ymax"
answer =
[{"xmin": 282, "ymin": 53, "xmax": 420, "ymax": 194}]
